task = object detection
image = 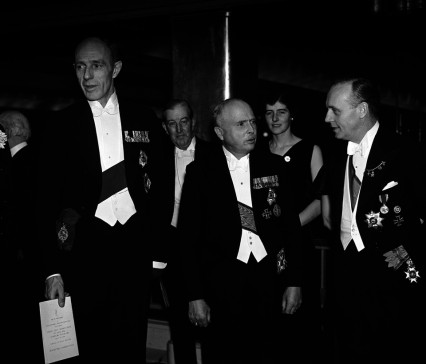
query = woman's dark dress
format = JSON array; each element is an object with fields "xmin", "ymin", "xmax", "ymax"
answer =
[{"xmin": 269, "ymin": 138, "xmax": 328, "ymax": 362}]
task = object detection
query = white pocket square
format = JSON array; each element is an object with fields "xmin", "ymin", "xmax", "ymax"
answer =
[{"xmin": 382, "ymin": 181, "xmax": 398, "ymax": 191}]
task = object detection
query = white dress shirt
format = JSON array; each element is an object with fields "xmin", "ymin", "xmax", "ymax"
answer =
[
  {"xmin": 90, "ymin": 92, "xmax": 137, "ymax": 226},
  {"xmin": 223, "ymin": 147, "xmax": 268, "ymax": 263},
  {"xmin": 171, "ymin": 137, "xmax": 196, "ymax": 227},
  {"xmin": 341, "ymin": 121, "xmax": 379, "ymax": 251}
]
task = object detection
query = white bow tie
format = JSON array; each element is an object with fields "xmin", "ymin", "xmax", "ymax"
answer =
[
  {"xmin": 347, "ymin": 141, "xmax": 365, "ymax": 157},
  {"xmin": 176, "ymin": 148, "xmax": 195, "ymax": 158},
  {"xmin": 91, "ymin": 104, "xmax": 118, "ymax": 117},
  {"xmin": 228, "ymin": 157, "xmax": 249, "ymax": 172}
]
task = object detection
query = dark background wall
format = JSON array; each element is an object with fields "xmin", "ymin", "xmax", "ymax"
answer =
[{"xmin": 1, "ymin": 0, "xmax": 425, "ymax": 153}]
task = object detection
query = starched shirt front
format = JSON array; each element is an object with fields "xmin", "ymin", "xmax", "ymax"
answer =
[
  {"xmin": 89, "ymin": 92, "xmax": 136, "ymax": 226},
  {"xmin": 223, "ymin": 147, "xmax": 267, "ymax": 263},
  {"xmin": 341, "ymin": 121, "xmax": 379, "ymax": 251}
]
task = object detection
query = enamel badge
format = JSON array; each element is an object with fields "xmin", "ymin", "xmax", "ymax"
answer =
[
  {"xmin": 144, "ymin": 173, "xmax": 151, "ymax": 193},
  {"xmin": 277, "ymin": 248, "xmax": 287, "ymax": 274},
  {"xmin": 405, "ymin": 259, "xmax": 420, "ymax": 283},
  {"xmin": 267, "ymin": 188, "xmax": 277, "ymax": 205},
  {"xmin": 379, "ymin": 194, "xmax": 389, "ymax": 214},
  {"xmin": 58, "ymin": 223, "xmax": 69, "ymax": 243},
  {"xmin": 262, "ymin": 209, "xmax": 272, "ymax": 219},
  {"xmin": 365, "ymin": 211, "xmax": 384, "ymax": 228},
  {"xmin": 139, "ymin": 150, "xmax": 148, "ymax": 168}
]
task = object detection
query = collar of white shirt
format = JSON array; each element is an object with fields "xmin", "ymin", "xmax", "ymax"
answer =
[
  {"xmin": 223, "ymin": 146, "xmax": 249, "ymax": 172},
  {"xmin": 176, "ymin": 137, "xmax": 196, "ymax": 158},
  {"xmin": 347, "ymin": 121, "xmax": 380, "ymax": 157},
  {"xmin": 88, "ymin": 92, "xmax": 119, "ymax": 117},
  {"xmin": 10, "ymin": 141, "xmax": 28, "ymax": 158}
]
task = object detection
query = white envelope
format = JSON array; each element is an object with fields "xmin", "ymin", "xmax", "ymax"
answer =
[{"xmin": 382, "ymin": 181, "xmax": 398, "ymax": 191}]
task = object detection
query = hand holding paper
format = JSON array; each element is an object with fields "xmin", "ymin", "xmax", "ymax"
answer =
[{"xmin": 39, "ymin": 297, "xmax": 79, "ymax": 363}]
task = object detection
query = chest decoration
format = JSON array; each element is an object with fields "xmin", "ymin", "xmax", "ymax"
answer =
[
  {"xmin": 382, "ymin": 245, "xmax": 420, "ymax": 283},
  {"xmin": 252, "ymin": 175, "xmax": 279, "ymax": 190},
  {"xmin": 262, "ymin": 188, "xmax": 281, "ymax": 219},
  {"xmin": 139, "ymin": 150, "xmax": 148, "ymax": 168},
  {"xmin": 365, "ymin": 161, "xmax": 386, "ymax": 177},
  {"xmin": 0, "ymin": 130, "xmax": 7, "ymax": 149},
  {"xmin": 365, "ymin": 211, "xmax": 384, "ymax": 228},
  {"xmin": 58, "ymin": 224, "xmax": 69, "ymax": 244},
  {"xmin": 284, "ymin": 156, "xmax": 291, "ymax": 162},
  {"xmin": 405, "ymin": 259, "xmax": 420, "ymax": 283},
  {"xmin": 267, "ymin": 188, "xmax": 277, "ymax": 205},
  {"xmin": 277, "ymin": 248, "xmax": 287, "ymax": 274},
  {"xmin": 379, "ymin": 194, "xmax": 389, "ymax": 214},
  {"xmin": 124, "ymin": 130, "xmax": 150, "ymax": 143},
  {"xmin": 144, "ymin": 173, "xmax": 151, "ymax": 193}
]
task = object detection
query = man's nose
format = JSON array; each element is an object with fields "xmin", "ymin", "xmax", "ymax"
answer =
[
  {"xmin": 83, "ymin": 66, "xmax": 93, "ymax": 80},
  {"xmin": 325, "ymin": 110, "xmax": 332, "ymax": 123},
  {"xmin": 247, "ymin": 121, "xmax": 256, "ymax": 133}
]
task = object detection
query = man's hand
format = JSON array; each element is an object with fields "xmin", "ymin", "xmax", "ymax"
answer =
[
  {"xmin": 188, "ymin": 299, "xmax": 211, "ymax": 327},
  {"xmin": 282, "ymin": 286, "xmax": 302, "ymax": 315},
  {"xmin": 45, "ymin": 275, "xmax": 67, "ymax": 308}
]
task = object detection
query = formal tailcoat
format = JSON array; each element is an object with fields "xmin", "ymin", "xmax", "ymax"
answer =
[
  {"xmin": 325, "ymin": 125, "xmax": 425, "ymax": 363},
  {"xmin": 178, "ymin": 143, "xmax": 303, "ymax": 304},
  {"xmin": 40, "ymin": 97, "xmax": 168, "ymax": 277},
  {"xmin": 327, "ymin": 126, "xmax": 425, "ymax": 286},
  {"xmin": 161, "ymin": 135, "xmax": 212, "ymax": 261}
]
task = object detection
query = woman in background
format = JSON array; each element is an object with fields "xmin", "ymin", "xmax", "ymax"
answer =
[{"xmin": 262, "ymin": 91, "xmax": 330, "ymax": 362}]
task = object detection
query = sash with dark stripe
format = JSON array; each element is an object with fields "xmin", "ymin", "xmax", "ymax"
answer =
[
  {"xmin": 238, "ymin": 201, "xmax": 257, "ymax": 234},
  {"xmin": 98, "ymin": 160, "xmax": 127, "ymax": 203}
]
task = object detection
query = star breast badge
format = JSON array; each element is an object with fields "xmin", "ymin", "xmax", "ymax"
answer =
[
  {"xmin": 405, "ymin": 259, "xmax": 420, "ymax": 283},
  {"xmin": 365, "ymin": 211, "xmax": 384, "ymax": 228}
]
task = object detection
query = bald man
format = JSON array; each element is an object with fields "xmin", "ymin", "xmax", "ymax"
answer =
[{"xmin": 178, "ymin": 98, "xmax": 303, "ymax": 364}]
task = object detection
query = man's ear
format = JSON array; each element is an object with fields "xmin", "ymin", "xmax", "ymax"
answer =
[
  {"xmin": 214, "ymin": 126, "xmax": 224, "ymax": 141},
  {"xmin": 112, "ymin": 61, "xmax": 122, "ymax": 79},
  {"xmin": 357, "ymin": 101, "xmax": 368, "ymax": 119}
]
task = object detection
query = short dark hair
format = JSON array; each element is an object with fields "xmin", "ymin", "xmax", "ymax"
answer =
[
  {"xmin": 263, "ymin": 91, "xmax": 295, "ymax": 112},
  {"xmin": 334, "ymin": 77, "xmax": 380, "ymax": 120},
  {"xmin": 161, "ymin": 99, "xmax": 194, "ymax": 122}
]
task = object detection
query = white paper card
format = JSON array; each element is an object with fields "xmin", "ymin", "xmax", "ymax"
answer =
[{"xmin": 39, "ymin": 297, "xmax": 79, "ymax": 363}]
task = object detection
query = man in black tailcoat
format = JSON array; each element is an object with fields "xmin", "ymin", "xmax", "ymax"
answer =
[
  {"xmin": 324, "ymin": 77, "xmax": 425, "ymax": 364},
  {"xmin": 158, "ymin": 98, "xmax": 211, "ymax": 364},
  {"xmin": 40, "ymin": 36, "xmax": 168, "ymax": 363},
  {"xmin": 178, "ymin": 98, "xmax": 303, "ymax": 364}
]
